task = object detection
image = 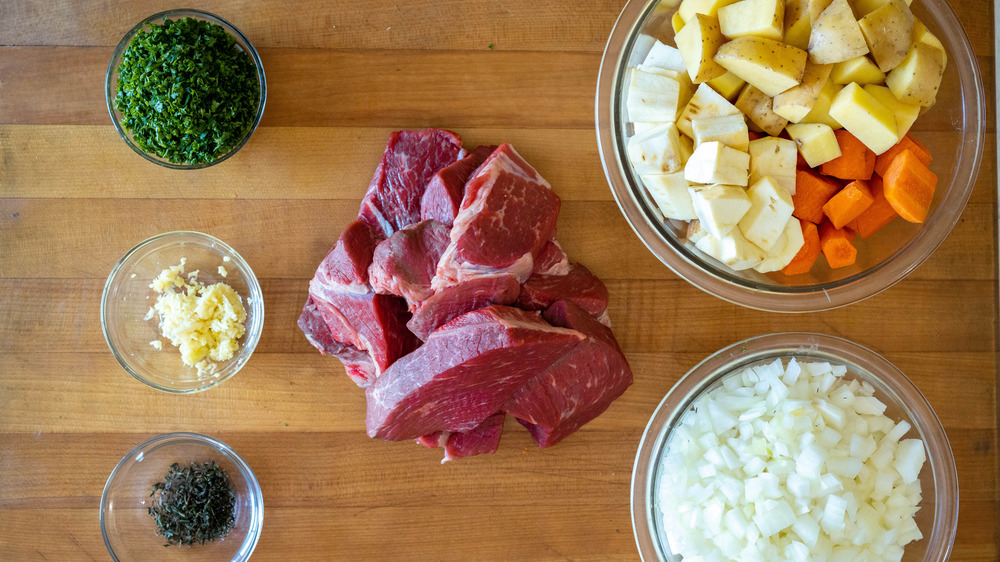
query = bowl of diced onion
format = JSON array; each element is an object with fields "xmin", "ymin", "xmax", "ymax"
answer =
[{"xmin": 631, "ymin": 332, "xmax": 957, "ymax": 561}]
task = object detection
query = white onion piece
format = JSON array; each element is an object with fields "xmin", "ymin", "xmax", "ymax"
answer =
[{"xmin": 656, "ymin": 359, "xmax": 927, "ymax": 560}]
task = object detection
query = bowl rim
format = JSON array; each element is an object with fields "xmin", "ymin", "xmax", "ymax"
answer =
[
  {"xmin": 105, "ymin": 8, "xmax": 267, "ymax": 170},
  {"xmin": 99, "ymin": 432, "xmax": 265, "ymax": 562},
  {"xmin": 595, "ymin": 0, "xmax": 986, "ymax": 313},
  {"xmin": 100, "ymin": 230, "xmax": 265, "ymax": 394},
  {"xmin": 630, "ymin": 332, "xmax": 959, "ymax": 561}
]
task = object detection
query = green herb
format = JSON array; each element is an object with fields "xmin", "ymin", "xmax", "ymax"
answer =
[
  {"xmin": 148, "ymin": 461, "xmax": 237, "ymax": 546},
  {"xmin": 114, "ymin": 17, "xmax": 260, "ymax": 165},
  {"xmin": 488, "ymin": 43, "xmax": 494, "ymax": 50}
]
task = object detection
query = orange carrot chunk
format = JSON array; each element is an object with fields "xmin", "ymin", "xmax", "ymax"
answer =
[
  {"xmin": 875, "ymin": 134, "xmax": 932, "ymax": 177},
  {"xmin": 781, "ymin": 221, "xmax": 821, "ymax": 276},
  {"xmin": 883, "ymin": 149, "xmax": 938, "ymax": 223},
  {"xmin": 820, "ymin": 130, "xmax": 876, "ymax": 180},
  {"xmin": 823, "ymin": 180, "xmax": 875, "ymax": 230},
  {"xmin": 792, "ymin": 170, "xmax": 841, "ymax": 224},
  {"xmin": 819, "ymin": 221, "xmax": 857, "ymax": 269},
  {"xmin": 854, "ymin": 176, "xmax": 898, "ymax": 238}
]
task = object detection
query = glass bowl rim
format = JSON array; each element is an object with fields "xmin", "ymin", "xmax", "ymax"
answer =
[
  {"xmin": 100, "ymin": 230, "xmax": 265, "ymax": 394},
  {"xmin": 630, "ymin": 332, "xmax": 959, "ymax": 561},
  {"xmin": 104, "ymin": 8, "xmax": 267, "ymax": 170},
  {"xmin": 595, "ymin": 0, "xmax": 986, "ymax": 313},
  {"xmin": 99, "ymin": 432, "xmax": 264, "ymax": 562}
]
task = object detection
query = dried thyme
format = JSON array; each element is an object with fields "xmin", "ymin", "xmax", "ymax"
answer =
[{"xmin": 148, "ymin": 461, "xmax": 237, "ymax": 546}]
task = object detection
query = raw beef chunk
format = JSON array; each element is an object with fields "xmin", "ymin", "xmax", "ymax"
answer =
[
  {"xmin": 532, "ymin": 239, "xmax": 570, "ymax": 276},
  {"xmin": 433, "ymin": 144, "xmax": 561, "ymax": 289},
  {"xmin": 311, "ymin": 220, "xmax": 382, "ymax": 293},
  {"xmin": 297, "ymin": 296, "xmax": 378, "ymax": 386},
  {"xmin": 359, "ymin": 129, "xmax": 464, "ymax": 238},
  {"xmin": 365, "ymin": 305, "xmax": 583, "ymax": 440},
  {"xmin": 415, "ymin": 411, "xmax": 507, "ymax": 463},
  {"xmin": 420, "ymin": 145, "xmax": 496, "ymax": 227},
  {"xmin": 406, "ymin": 274, "xmax": 521, "ymax": 341},
  {"xmin": 369, "ymin": 220, "xmax": 450, "ymax": 309},
  {"xmin": 516, "ymin": 263, "xmax": 610, "ymax": 322},
  {"xmin": 506, "ymin": 300, "xmax": 632, "ymax": 448}
]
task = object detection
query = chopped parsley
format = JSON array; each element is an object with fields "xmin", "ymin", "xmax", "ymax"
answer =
[{"xmin": 114, "ymin": 17, "xmax": 260, "ymax": 165}]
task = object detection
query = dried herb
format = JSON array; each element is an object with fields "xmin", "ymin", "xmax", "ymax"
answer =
[
  {"xmin": 148, "ymin": 461, "xmax": 237, "ymax": 546},
  {"xmin": 114, "ymin": 17, "xmax": 260, "ymax": 165}
]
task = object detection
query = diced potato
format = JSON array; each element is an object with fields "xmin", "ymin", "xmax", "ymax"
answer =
[
  {"xmin": 685, "ymin": 141, "xmax": 751, "ymax": 185},
  {"xmin": 707, "ymin": 71, "xmax": 747, "ymax": 101},
  {"xmin": 735, "ymin": 84, "xmax": 788, "ymax": 136},
  {"xmin": 772, "ymin": 62, "xmax": 834, "ymax": 122},
  {"xmin": 739, "ymin": 176, "xmax": 795, "ymax": 251},
  {"xmin": 807, "ymin": 0, "xmax": 833, "ymax": 23},
  {"xmin": 679, "ymin": 0, "xmax": 742, "ymax": 21},
  {"xmin": 642, "ymin": 172, "xmax": 699, "ymax": 220},
  {"xmin": 714, "ymin": 36, "xmax": 808, "ymax": 96},
  {"xmin": 690, "ymin": 184, "xmax": 754, "ymax": 238},
  {"xmin": 864, "ymin": 84, "xmax": 919, "ymax": 139},
  {"xmin": 677, "ymin": 82, "xmax": 743, "ymax": 137},
  {"xmin": 785, "ymin": 122, "xmax": 841, "ymax": 166},
  {"xmin": 912, "ymin": 18, "xmax": 947, "ymax": 68},
  {"xmin": 627, "ymin": 122, "xmax": 688, "ymax": 174},
  {"xmin": 828, "ymin": 82, "xmax": 898, "ymax": 153},
  {"xmin": 853, "ymin": 0, "xmax": 912, "ymax": 18},
  {"xmin": 642, "ymin": 40, "xmax": 688, "ymax": 72},
  {"xmin": 858, "ymin": 0, "xmax": 914, "ymax": 72},
  {"xmin": 627, "ymin": 66, "xmax": 693, "ymax": 122},
  {"xmin": 754, "ymin": 216, "xmax": 806, "ymax": 272},
  {"xmin": 748, "ymin": 137, "xmax": 797, "ymax": 194},
  {"xmin": 718, "ymin": 0, "xmax": 784, "ymax": 41},
  {"xmin": 784, "ymin": 0, "xmax": 812, "ymax": 50},
  {"xmin": 885, "ymin": 43, "xmax": 945, "ymax": 107},
  {"xmin": 830, "ymin": 56, "xmax": 885, "ymax": 85},
  {"xmin": 808, "ymin": 0, "xmax": 870, "ymax": 64},
  {"xmin": 676, "ymin": 14, "xmax": 730, "ymax": 83},
  {"xmin": 672, "ymin": 11, "xmax": 687, "ymax": 34},
  {"xmin": 693, "ymin": 114, "xmax": 751, "ymax": 150},
  {"xmin": 799, "ymin": 79, "xmax": 843, "ymax": 129}
]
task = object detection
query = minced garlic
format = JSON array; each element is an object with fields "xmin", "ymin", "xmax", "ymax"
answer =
[{"xmin": 148, "ymin": 258, "xmax": 247, "ymax": 377}]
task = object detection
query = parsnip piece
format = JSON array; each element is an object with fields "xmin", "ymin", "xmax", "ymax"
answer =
[{"xmin": 677, "ymin": 82, "xmax": 743, "ymax": 137}]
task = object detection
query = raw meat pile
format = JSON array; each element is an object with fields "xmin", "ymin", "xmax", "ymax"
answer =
[{"xmin": 298, "ymin": 129, "xmax": 632, "ymax": 462}]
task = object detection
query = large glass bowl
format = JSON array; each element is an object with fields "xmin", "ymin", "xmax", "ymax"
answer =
[
  {"xmin": 100, "ymin": 433, "xmax": 264, "ymax": 561},
  {"xmin": 596, "ymin": 0, "xmax": 985, "ymax": 312},
  {"xmin": 101, "ymin": 231, "xmax": 264, "ymax": 393},
  {"xmin": 631, "ymin": 332, "xmax": 958, "ymax": 561},
  {"xmin": 106, "ymin": 9, "xmax": 266, "ymax": 169}
]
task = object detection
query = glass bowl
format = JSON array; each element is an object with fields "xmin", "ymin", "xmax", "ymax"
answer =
[
  {"xmin": 105, "ymin": 9, "xmax": 267, "ymax": 169},
  {"xmin": 631, "ymin": 332, "xmax": 958, "ymax": 561},
  {"xmin": 596, "ymin": 0, "xmax": 986, "ymax": 312},
  {"xmin": 100, "ymin": 433, "xmax": 264, "ymax": 562},
  {"xmin": 101, "ymin": 231, "xmax": 264, "ymax": 393}
]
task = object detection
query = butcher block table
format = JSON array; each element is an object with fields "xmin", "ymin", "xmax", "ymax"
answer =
[{"xmin": 0, "ymin": 1, "xmax": 996, "ymax": 560}]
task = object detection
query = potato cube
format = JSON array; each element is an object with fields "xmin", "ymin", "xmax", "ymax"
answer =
[
  {"xmin": 885, "ymin": 43, "xmax": 945, "ymax": 107},
  {"xmin": 735, "ymin": 84, "xmax": 788, "ymax": 136},
  {"xmin": 739, "ymin": 176, "xmax": 795, "ymax": 251},
  {"xmin": 784, "ymin": 0, "xmax": 812, "ymax": 50},
  {"xmin": 748, "ymin": 137, "xmax": 798, "ymax": 194},
  {"xmin": 677, "ymin": 82, "xmax": 743, "ymax": 137},
  {"xmin": 707, "ymin": 71, "xmax": 746, "ymax": 101},
  {"xmin": 772, "ymin": 62, "xmax": 834, "ymax": 122},
  {"xmin": 627, "ymin": 122, "xmax": 687, "ymax": 174},
  {"xmin": 679, "ymin": 0, "xmax": 742, "ymax": 21},
  {"xmin": 863, "ymin": 84, "xmax": 919, "ymax": 139},
  {"xmin": 642, "ymin": 172, "xmax": 699, "ymax": 220},
  {"xmin": 685, "ymin": 141, "xmax": 751, "ymax": 186},
  {"xmin": 858, "ymin": 0, "xmax": 914, "ymax": 72},
  {"xmin": 676, "ymin": 14, "xmax": 729, "ymax": 83},
  {"xmin": 786, "ymin": 122, "xmax": 841, "ymax": 167},
  {"xmin": 672, "ymin": 11, "xmax": 687, "ymax": 33},
  {"xmin": 828, "ymin": 82, "xmax": 898, "ymax": 153},
  {"xmin": 912, "ymin": 18, "xmax": 947, "ymax": 68},
  {"xmin": 691, "ymin": 184, "xmax": 754, "ymax": 239},
  {"xmin": 808, "ymin": 0, "xmax": 870, "ymax": 64},
  {"xmin": 693, "ymin": 114, "xmax": 751, "ymax": 150},
  {"xmin": 714, "ymin": 36, "xmax": 808, "ymax": 96},
  {"xmin": 800, "ymin": 79, "xmax": 843, "ymax": 129},
  {"xmin": 830, "ymin": 56, "xmax": 885, "ymax": 85},
  {"xmin": 718, "ymin": 0, "xmax": 784, "ymax": 41}
]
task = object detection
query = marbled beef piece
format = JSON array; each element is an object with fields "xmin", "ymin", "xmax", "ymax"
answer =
[
  {"xmin": 532, "ymin": 239, "xmax": 570, "ymax": 276},
  {"xmin": 516, "ymin": 263, "xmax": 610, "ymax": 325},
  {"xmin": 369, "ymin": 220, "xmax": 450, "ymax": 310},
  {"xmin": 415, "ymin": 411, "xmax": 506, "ymax": 463},
  {"xmin": 420, "ymin": 145, "xmax": 497, "ymax": 227},
  {"xmin": 406, "ymin": 274, "xmax": 521, "ymax": 341},
  {"xmin": 297, "ymin": 295, "xmax": 377, "ymax": 386}
]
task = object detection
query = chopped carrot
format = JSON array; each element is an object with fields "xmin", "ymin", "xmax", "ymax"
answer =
[
  {"xmin": 883, "ymin": 149, "xmax": 938, "ymax": 223},
  {"xmin": 820, "ymin": 130, "xmax": 876, "ymax": 180},
  {"xmin": 823, "ymin": 180, "xmax": 875, "ymax": 229},
  {"xmin": 792, "ymin": 170, "xmax": 841, "ymax": 224},
  {"xmin": 796, "ymin": 150, "xmax": 809, "ymax": 169},
  {"xmin": 853, "ymin": 176, "xmax": 898, "ymax": 238},
  {"xmin": 781, "ymin": 221, "xmax": 821, "ymax": 276},
  {"xmin": 874, "ymin": 134, "xmax": 932, "ymax": 177},
  {"xmin": 819, "ymin": 221, "xmax": 857, "ymax": 269}
]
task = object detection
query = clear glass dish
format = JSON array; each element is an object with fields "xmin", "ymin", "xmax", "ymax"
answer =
[
  {"xmin": 101, "ymin": 231, "xmax": 264, "ymax": 393},
  {"xmin": 105, "ymin": 9, "xmax": 267, "ymax": 169},
  {"xmin": 100, "ymin": 433, "xmax": 264, "ymax": 562},
  {"xmin": 596, "ymin": 0, "xmax": 986, "ymax": 312},
  {"xmin": 631, "ymin": 332, "xmax": 958, "ymax": 561}
]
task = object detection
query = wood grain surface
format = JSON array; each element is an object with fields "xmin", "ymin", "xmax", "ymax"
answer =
[{"xmin": 0, "ymin": 1, "xmax": 996, "ymax": 560}]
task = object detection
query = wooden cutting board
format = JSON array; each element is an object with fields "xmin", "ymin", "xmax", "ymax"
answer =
[{"xmin": 0, "ymin": 1, "xmax": 995, "ymax": 559}]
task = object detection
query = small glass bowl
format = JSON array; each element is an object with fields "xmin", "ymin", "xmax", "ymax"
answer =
[
  {"xmin": 632, "ymin": 332, "xmax": 958, "ymax": 561},
  {"xmin": 105, "ymin": 9, "xmax": 267, "ymax": 169},
  {"xmin": 596, "ymin": 0, "xmax": 986, "ymax": 312},
  {"xmin": 101, "ymin": 231, "xmax": 264, "ymax": 393},
  {"xmin": 100, "ymin": 433, "xmax": 264, "ymax": 562}
]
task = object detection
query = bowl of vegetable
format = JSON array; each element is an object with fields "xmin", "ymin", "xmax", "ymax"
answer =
[
  {"xmin": 631, "ymin": 332, "xmax": 957, "ymax": 560},
  {"xmin": 596, "ymin": 0, "xmax": 985, "ymax": 312},
  {"xmin": 100, "ymin": 432, "xmax": 264, "ymax": 561},
  {"xmin": 101, "ymin": 231, "xmax": 264, "ymax": 393},
  {"xmin": 106, "ymin": 9, "xmax": 266, "ymax": 169}
]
